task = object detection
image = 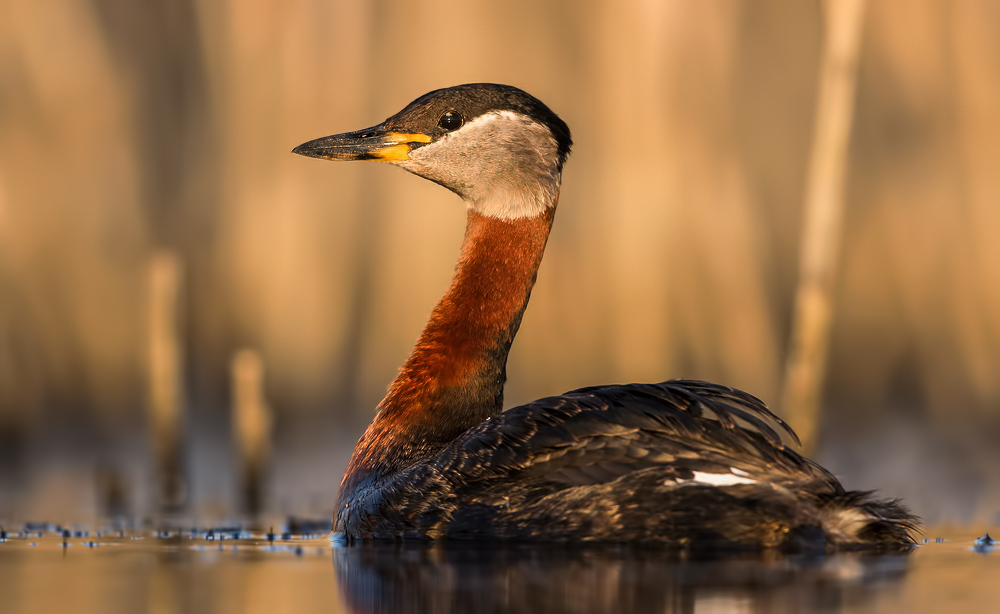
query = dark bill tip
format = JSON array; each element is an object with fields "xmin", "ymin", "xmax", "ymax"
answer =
[
  {"xmin": 291, "ymin": 131, "xmax": 379, "ymax": 161},
  {"xmin": 292, "ymin": 124, "xmax": 433, "ymax": 162}
]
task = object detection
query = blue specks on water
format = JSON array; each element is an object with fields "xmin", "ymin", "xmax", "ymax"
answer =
[
  {"xmin": 7, "ymin": 522, "xmax": 341, "ymax": 561},
  {"xmin": 973, "ymin": 533, "xmax": 996, "ymax": 553},
  {"xmin": 920, "ymin": 538, "xmax": 930, "ymax": 544},
  {"xmin": 934, "ymin": 537, "xmax": 945, "ymax": 543}
]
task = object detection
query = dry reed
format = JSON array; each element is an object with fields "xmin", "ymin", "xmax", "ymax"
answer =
[
  {"xmin": 231, "ymin": 348, "xmax": 273, "ymax": 517},
  {"xmin": 780, "ymin": 0, "xmax": 867, "ymax": 454},
  {"xmin": 148, "ymin": 251, "xmax": 186, "ymax": 511}
]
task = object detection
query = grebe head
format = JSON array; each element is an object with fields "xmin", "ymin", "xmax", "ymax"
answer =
[{"xmin": 293, "ymin": 83, "xmax": 572, "ymax": 220}]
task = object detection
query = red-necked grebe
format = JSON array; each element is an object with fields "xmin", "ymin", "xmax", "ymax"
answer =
[{"xmin": 293, "ymin": 83, "xmax": 917, "ymax": 549}]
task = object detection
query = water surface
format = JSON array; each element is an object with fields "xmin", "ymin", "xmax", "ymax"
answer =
[{"xmin": 0, "ymin": 527, "xmax": 995, "ymax": 613}]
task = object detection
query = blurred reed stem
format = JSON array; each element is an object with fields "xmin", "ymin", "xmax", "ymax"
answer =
[
  {"xmin": 781, "ymin": 0, "xmax": 867, "ymax": 454},
  {"xmin": 231, "ymin": 348, "xmax": 273, "ymax": 518},
  {"xmin": 148, "ymin": 251, "xmax": 186, "ymax": 512}
]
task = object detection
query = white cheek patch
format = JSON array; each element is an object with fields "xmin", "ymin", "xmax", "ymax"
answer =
[{"xmin": 404, "ymin": 111, "xmax": 562, "ymax": 221}]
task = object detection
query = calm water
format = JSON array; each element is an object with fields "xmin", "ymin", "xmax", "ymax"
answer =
[{"xmin": 0, "ymin": 527, "xmax": 996, "ymax": 613}]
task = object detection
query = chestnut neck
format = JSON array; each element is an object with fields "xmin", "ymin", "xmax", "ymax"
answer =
[{"xmin": 341, "ymin": 204, "xmax": 557, "ymax": 497}]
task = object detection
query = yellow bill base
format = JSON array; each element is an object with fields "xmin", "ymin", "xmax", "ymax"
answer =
[{"xmin": 373, "ymin": 133, "xmax": 432, "ymax": 161}]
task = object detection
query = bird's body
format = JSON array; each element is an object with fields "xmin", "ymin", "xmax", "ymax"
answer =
[{"xmin": 293, "ymin": 84, "xmax": 917, "ymax": 549}]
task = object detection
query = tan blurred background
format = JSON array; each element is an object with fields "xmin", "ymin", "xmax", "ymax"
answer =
[{"xmin": 1, "ymin": 0, "xmax": 999, "ymax": 526}]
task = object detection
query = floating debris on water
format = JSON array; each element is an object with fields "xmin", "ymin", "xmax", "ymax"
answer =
[
  {"xmin": 973, "ymin": 533, "xmax": 996, "ymax": 553},
  {"xmin": 0, "ymin": 521, "xmax": 334, "ymax": 557}
]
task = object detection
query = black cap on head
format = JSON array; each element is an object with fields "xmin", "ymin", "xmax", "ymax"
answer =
[{"xmin": 384, "ymin": 83, "xmax": 573, "ymax": 169}]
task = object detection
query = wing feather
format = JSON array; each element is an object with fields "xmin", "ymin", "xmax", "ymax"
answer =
[{"xmin": 426, "ymin": 380, "xmax": 828, "ymax": 490}]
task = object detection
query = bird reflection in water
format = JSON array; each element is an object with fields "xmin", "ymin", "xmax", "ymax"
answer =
[{"xmin": 332, "ymin": 542, "xmax": 910, "ymax": 614}]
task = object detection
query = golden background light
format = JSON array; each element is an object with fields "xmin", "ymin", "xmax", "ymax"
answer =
[{"xmin": 1, "ymin": 0, "xmax": 999, "ymax": 525}]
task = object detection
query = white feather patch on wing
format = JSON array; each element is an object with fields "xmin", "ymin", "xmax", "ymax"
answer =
[
  {"xmin": 691, "ymin": 471, "xmax": 757, "ymax": 486},
  {"xmin": 669, "ymin": 470, "xmax": 757, "ymax": 487}
]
